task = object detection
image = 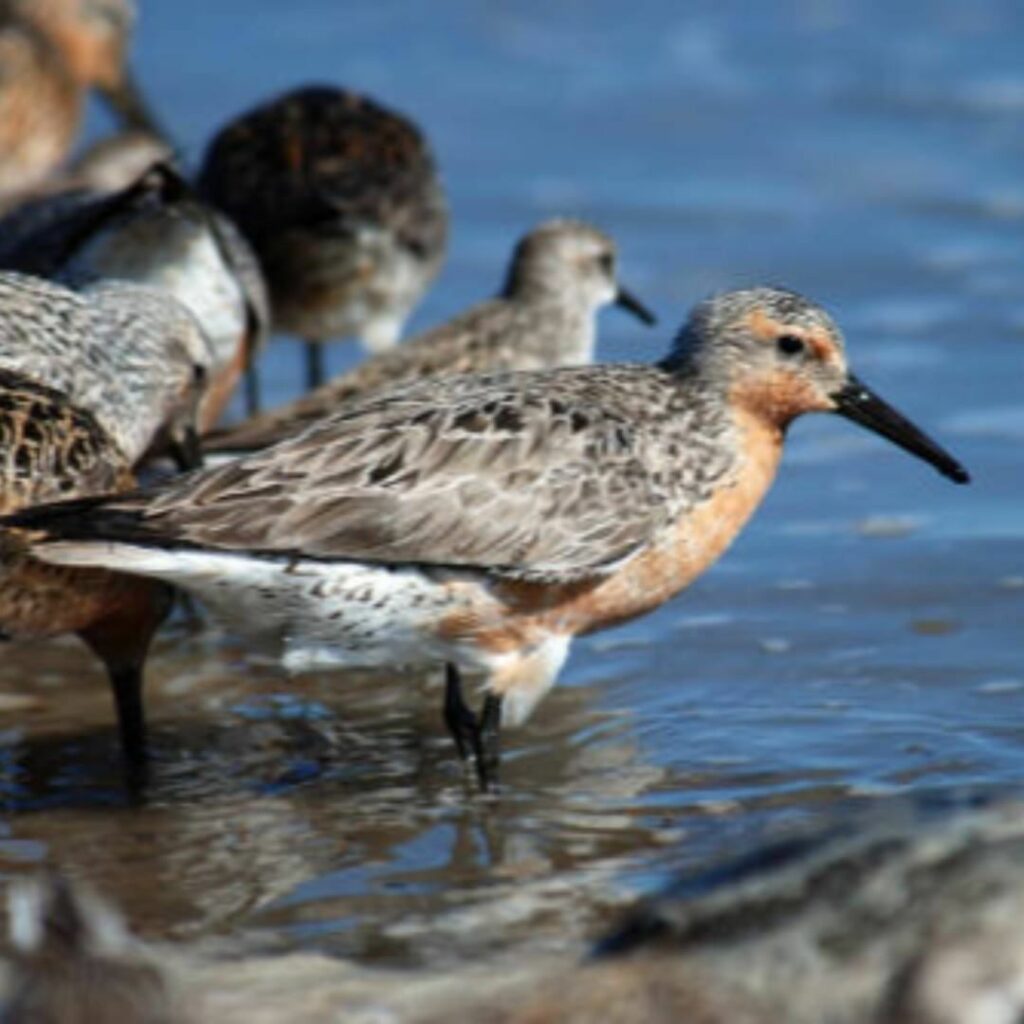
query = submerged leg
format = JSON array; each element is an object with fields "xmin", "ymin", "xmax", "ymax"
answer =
[
  {"xmin": 305, "ymin": 341, "xmax": 325, "ymax": 391},
  {"xmin": 477, "ymin": 694, "xmax": 502, "ymax": 790},
  {"xmin": 79, "ymin": 581, "xmax": 173, "ymax": 778},
  {"xmin": 108, "ymin": 665, "xmax": 147, "ymax": 767},
  {"xmin": 442, "ymin": 663, "xmax": 504, "ymax": 792},
  {"xmin": 444, "ymin": 663, "xmax": 477, "ymax": 763}
]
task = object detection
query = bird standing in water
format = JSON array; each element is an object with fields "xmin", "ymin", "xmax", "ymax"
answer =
[
  {"xmin": 197, "ymin": 84, "xmax": 448, "ymax": 396},
  {"xmin": 0, "ymin": 369, "xmax": 171, "ymax": 768},
  {"xmin": 6, "ymin": 288, "xmax": 969, "ymax": 789}
]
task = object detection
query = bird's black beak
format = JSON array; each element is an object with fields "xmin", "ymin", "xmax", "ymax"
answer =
[
  {"xmin": 615, "ymin": 286, "xmax": 657, "ymax": 326},
  {"xmin": 169, "ymin": 425, "xmax": 204, "ymax": 472},
  {"xmin": 831, "ymin": 374, "xmax": 969, "ymax": 484}
]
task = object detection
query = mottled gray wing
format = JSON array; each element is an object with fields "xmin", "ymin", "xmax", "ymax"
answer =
[
  {"xmin": 143, "ymin": 368, "xmax": 671, "ymax": 581},
  {"xmin": 205, "ymin": 298, "xmax": 519, "ymax": 452}
]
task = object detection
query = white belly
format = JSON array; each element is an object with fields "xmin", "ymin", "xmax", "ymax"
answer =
[
  {"xmin": 37, "ymin": 543, "xmax": 487, "ymax": 673},
  {"xmin": 35, "ymin": 541, "xmax": 577, "ymax": 727}
]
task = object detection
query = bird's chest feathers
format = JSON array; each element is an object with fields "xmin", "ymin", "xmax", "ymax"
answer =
[{"xmin": 501, "ymin": 410, "xmax": 782, "ymax": 636}]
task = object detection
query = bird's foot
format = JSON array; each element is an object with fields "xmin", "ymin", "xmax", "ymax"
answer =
[{"xmin": 443, "ymin": 664, "xmax": 502, "ymax": 793}]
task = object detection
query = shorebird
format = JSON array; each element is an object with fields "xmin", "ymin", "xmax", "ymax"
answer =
[
  {"xmin": 207, "ymin": 218, "xmax": 655, "ymax": 453},
  {"xmin": 5, "ymin": 288, "xmax": 969, "ymax": 789},
  {"xmin": 196, "ymin": 84, "xmax": 449, "ymax": 392},
  {"xmin": 0, "ymin": 0, "xmax": 162, "ymax": 201},
  {"xmin": 0, "ymin": 164, "xmax": 270, "ymax": 432},
  {"xmin": 0, "ymin": 368, "xmax": 171, "ymax": 765},
  {"xmin": 0, "ymin": 271, "xmax": 211, "ymax": 469}
]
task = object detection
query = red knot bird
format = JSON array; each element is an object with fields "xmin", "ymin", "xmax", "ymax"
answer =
[
  {"xmin": 207, "ymin": 217, "xmax": 655, "ymax": 453},
  {"xmin": 5, "ymin": 288, "xmax": 969, "ymax": 789},
  {"xmin": 0, "ymin": 271, "xmax": 211, "ymax": 469},
  {"xmin": 0, "ymin": 369, "xmax": 171, "ymax": 766},
  {"xmin": 0, "ymin": 0, "xmax": 161, "ymax": 202},
  {"xmin": 0, "ymin": 164, "xmax": 270, "ymax": 432},
  {"xmin": 196, "ymin": 84, "xmax": 448, "ymax": 393}
]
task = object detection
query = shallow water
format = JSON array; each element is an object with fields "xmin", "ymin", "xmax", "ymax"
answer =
[{"xmin": 0, "ymin": 0, "xmax": 1022, "ymax": 974}]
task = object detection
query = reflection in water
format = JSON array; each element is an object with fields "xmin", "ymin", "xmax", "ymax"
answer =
[
  {"xmin": 1, "ymin": 527, "xmax": 1022, "ymax": 967},
  {"xmin": 1, "ymin": 537, "xmax": 1021, "ymax": 967},
  {"xmin": 0, "ymin": 635, "xmax": 669, "ymax": 960}
]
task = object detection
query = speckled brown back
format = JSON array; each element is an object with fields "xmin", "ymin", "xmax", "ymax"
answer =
[
  {"xmin": 197, "ymin": 85, "xmax": 447, "ymax": 262},
  {"xmin": 0, "ymin": 366, "xmax": 132, "ymax": 515}
]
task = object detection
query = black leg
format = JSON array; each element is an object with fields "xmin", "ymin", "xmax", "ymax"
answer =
[
  {"xmin": 441, "ymin": 664, "xmax": 503, "ymax": 793},
  {"xmin": 305, "ymin": 342, "xmax": 325, "ymax": 391},
  {"xmin": 444, "ymin": 663, "xmax": 476, "ymax": 762},
  {"xmin": 476, "ymin": 694, "xmax": 503, "ymax": 792},
  {"xmin": 108, "ymin": 666, "xmax": 147, "ymax": 768},
  {"xmin": 245, "ymin": 360, "xmax": 261, "ymax": 415}
]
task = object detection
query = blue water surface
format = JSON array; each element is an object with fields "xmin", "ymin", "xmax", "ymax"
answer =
[{"xmin": 0, "ymin": 0, "xmax": 1020, "ymax": 966}]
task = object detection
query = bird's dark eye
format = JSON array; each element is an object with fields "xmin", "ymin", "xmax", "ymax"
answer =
[
  {"xmin": 776, "ymin": 334, "xmax": 805, "ymax": 357},
  {"xmin": 597, "ymin": 252, "xmax": 615, "ymax": 276}
]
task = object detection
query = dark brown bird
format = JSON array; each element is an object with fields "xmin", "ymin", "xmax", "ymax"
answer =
[{"xmin": 197, "ymin": 84, "xmax": 448, "ymax": 394}]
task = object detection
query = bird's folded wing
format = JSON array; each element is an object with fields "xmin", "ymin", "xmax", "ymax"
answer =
[
  {"xmin": 126, "ymin": 370, "xmax": 671, "ymax": 582},
  {"xmin": 204, "ymin": 300, "xmax": 515, "ymax": 453}
]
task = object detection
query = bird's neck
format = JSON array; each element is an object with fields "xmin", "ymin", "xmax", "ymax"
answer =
[
  {"xmin": 662, "ymin": 354, "xmax": 801, "ymax": 438},
  {"xmin": 657, "ymin": 364, "xmax": 786, "ymax": 519},
  {"xmin": 515, "ymin": 293, "xmax": 597, "ymax": 366}
]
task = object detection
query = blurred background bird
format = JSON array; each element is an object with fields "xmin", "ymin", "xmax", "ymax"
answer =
[
  {"xmin": 0, "ymin": 0, "xmax": 163, "ymax": 205},
  {"xmin": 3, "ymin": 874, "xmax": 187, "ymax": 1024},
  {"xmin": 0, "ymin": 164, "xmax": 269, "ymax": 431},
  {"xmin": 197, "ymin": 84, "xmax": 448, "ymax": 398},
  {"xmin": 207, "ymin": 217, "xmax": 654, "ymax": 453}
]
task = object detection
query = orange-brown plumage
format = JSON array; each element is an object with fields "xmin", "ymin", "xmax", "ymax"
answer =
[
  {"xmin": 0, "ymin": 0, "xmax": 159, "ymax": 201},
  {"xmin": 9, "ymin": 287, "xmax": 969, "ymax": 786},
  {"xmin": 0, "ymin": 368, "xmax": 170, "ymax": 763},
  {"xmin": 0, "ymin": 27, "xmax": 78, "ymax": 199},
  {"xmin": 435, "ymin": 403, "xmax": 782, "ymax": 660}
]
